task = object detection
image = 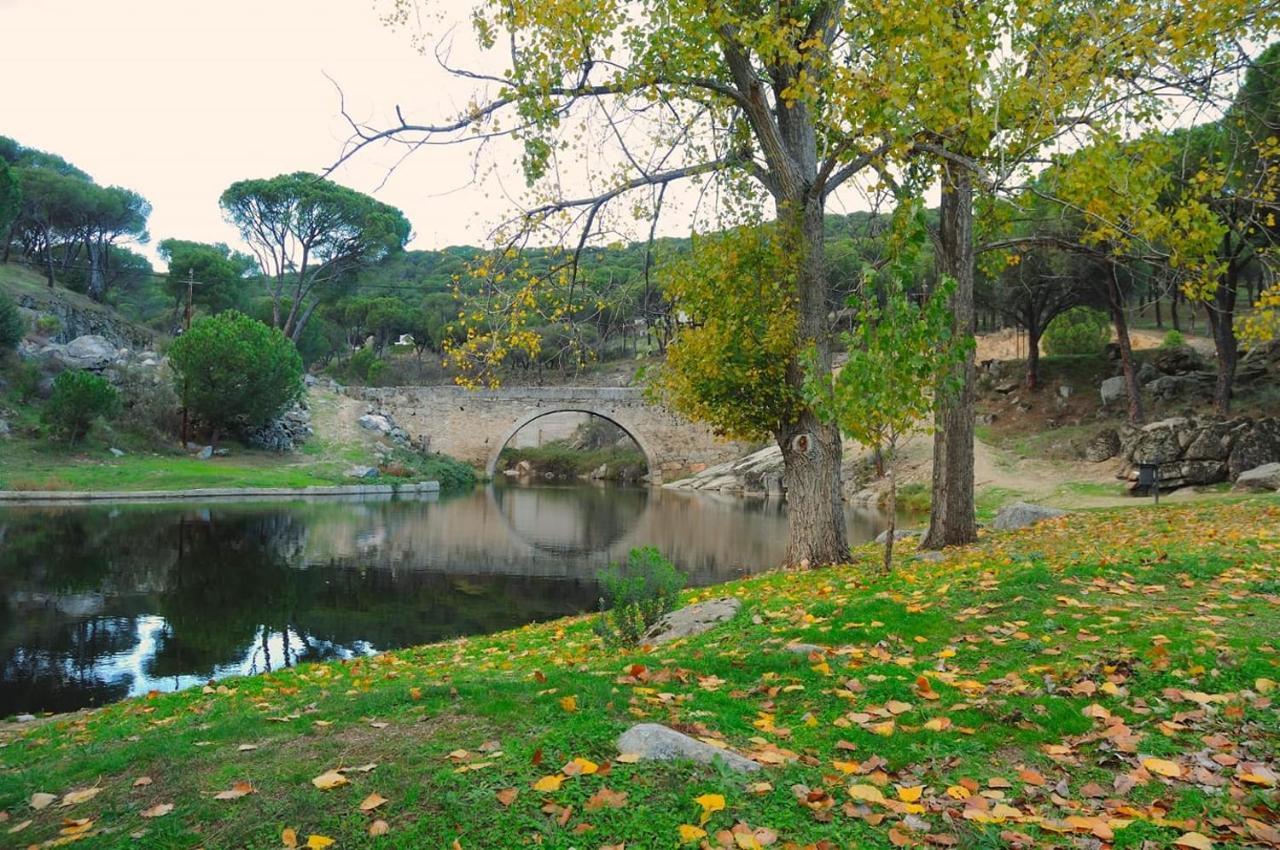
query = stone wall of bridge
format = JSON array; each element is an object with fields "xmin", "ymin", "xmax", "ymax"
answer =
[{"xmin": 348, "ymin": 385, "xmax": 755, "ymax": 483}]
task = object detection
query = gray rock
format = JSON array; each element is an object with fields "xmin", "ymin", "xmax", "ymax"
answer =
[
  {"xmin": 0, "ymin": 419, "xmax": 10, "ymax": 437},
  {"xmin": 1147, "ymin": 373, "xmax": 1212, "ymax": 401},
  {"xmin": 1058, "ymin": 385, "xmax": 1073, "ymax": 399},
  {"xmin": 991, "ymin": 501, "xmax": 1067, "ymax": 531},
  {"xmin": 1085, "ymin": 428, "xmax": 1121, "ymax": 462},
  {"xmin": 196, "ymin": 445, "xmax": 213, "ymax": 460},
  {"xmin": 1100, "ymin": 375, "xmax": 1127, "ymax": 406},
  {"xmin": 358, "ymin": 413, "xmax": 392, "ymax": 434},
  {"xmin": 1228, "ymin": 421, "xmax": 1280, "ymax": 480},
  {"xmin": 15, "ymin": 713, "xmax": 36, "ymax": 723},
  {"xmin": 784, "ymin": 643, "xmax": 826, "ymax": 655},
  {"xmin": 1137, "ymin": 361, "xmax": 1160, "ymax": 385},
  {"xmin": 1152, "ymin": 345, "xmax": 1206, "ymax": 375},
  {"xmin": 994, "ymin": 381, "xmax": 1018, "ymax": 394},
  {"xmin": 874, "ymin": 528, "xmax": 920, "ymax": 544},
  {"xmin": 108, "ymin": 447, "xmax": 125, "ymax": 458},
  {"xmin": 616, "ymin": 723, "xmax": 760, "ymax": 772},
  {"xmin": 1178, "ymin": 460, "xmax": 1227, "ymax": 485},
  {"xmin": 1130, "ymin": 420, "xmax": 1186, "ymax": 466},
  {"xmin": 643, "ymin": 597, "xmax": 741, "ymax": 645},
  {"xmin": 1234, "ymin": 462, "xmax": 1280, "ymax": 492},
  {"xmin": 63, "ymin": 334, "xmax": 119, "ymax": 369},
  {"xmin": 914, "ymin": 551, "xmax": 946, "ymax": 563},
  {"xmin": 1184, "ymin": 420, "xmax": 1235, "ymax": 462},
  {"xmin": 349, "ymin": 465, "xmax": 379, "ymax": 479}
]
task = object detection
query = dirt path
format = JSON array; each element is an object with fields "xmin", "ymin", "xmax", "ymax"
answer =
[{"xmin": 974, "ymin": 327, "xmax": 1215, "ymax": 361}]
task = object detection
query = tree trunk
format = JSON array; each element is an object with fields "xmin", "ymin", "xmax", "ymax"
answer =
[
  {"xmin": 1025, "ymin": 318, "xmax": 1041, "ymax": 391},
  {"xmin": 882, "ymin": 460, "xmax": 896, "ymax": 574},
  {"xmin": 922, "ymin": 162, "xmax": 977, "ymax": 550},
  {"xmin": 776, "ymin": 199, "xmax": 849, "ymax": 567},
  {"xmin": 1170, "ymin": 286, "xmax": 1181, "ymax": 332},
  {"xmin": 1106, "ymin": 263, "xmax": 1144, "ymax": 425},
  {"xmin": 87, "ymin": 239, "xmax": 105, "ymax": 302},
  {"xmin": 43, "ymin": 230, "xmax": 55, "ymax": 287},
  {"xmin": 1206, "ymin": 249, "xmax": 1239, "ymax": 416}
]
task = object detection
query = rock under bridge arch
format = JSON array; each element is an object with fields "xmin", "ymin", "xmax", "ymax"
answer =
[{"xmin": 351, "ymin": 385, "xmax": 752, "ymax": 484}]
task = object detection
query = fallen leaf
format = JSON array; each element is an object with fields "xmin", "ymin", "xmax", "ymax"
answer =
[
  {"xmin": 360, "ymin": 792, "xmax": 388, "ymax": 812},
  {"xmin": 678, "ymin": 824, "xmax": 707, "ymax": 843},
  {"xmin": 496, "ymin": 788, "xmax": 519, "ymax": 807},
  {"xmin": 140, "ymin": 803, "xmax": 173, "ymax": 818},
  {"xmin": 848, "ymin": 784, "xmax": 886, "ymax": 804},
  {"xmin": 132, "ymin": 776, "xmax": 153, "ymax": 788},
  {"xmin": 559, "ymin": 695, "xmax": 578, "ymax": 712},
  {"xmin": 30, "ymin": 792, "xmax": 57, "ymax": 811},
  {"xmin": 1142, "ymin": 757, "xmax": 1182, "ymax": 778},
  {"xmin": 1174, "ymin": 832, "xmax": 1214, "ymax": 850},
  {"xmin": 369, "ymin": 819, "xmax": 390, "ymax": 836},
  {"xmin": 305, "ymin": 835, "xmax": 335, "ymax": 849},
  {"xmin": 695, "ymin": 792, "xmax": 725, "ymax": 824},
  {"xmin": 215, "ymin": 781, "xmax": 255, "ymax": 800},
  {"xmin": 312, "ymin": 770, "xmax": 349, "ymax": 790},
  {"xmin": 897, "ymin": 785, "xmax": 923, "ymax": 803},
  {"xmin": 532, "ymin": 774, "xmax": 564, "ymax": 792},
  {"xmin": 6, "ymin": 820, "xmax": 32, "ymax": 835},
  {"xmin": 282, "ymin": 827, "xmax": 299, "ymax": 848},
  {"xmin": 585, "ymin": 788, "xmax": 628, "ymax": 810},
  {"xmin": 616, "ymin": 752, "xmax": 641, "ymax": 764},
  {"xmin": 59, "ymin": 818, "xmax": 94, "ymax": 836},
  {"xmin": 60, "ymin": 787, "xmax": 102, "ymax": 807}
]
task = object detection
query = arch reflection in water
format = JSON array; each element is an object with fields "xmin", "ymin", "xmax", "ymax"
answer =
[{"xmin": 0, "ymin": 485, "xmax": 902, "ymax": 714}]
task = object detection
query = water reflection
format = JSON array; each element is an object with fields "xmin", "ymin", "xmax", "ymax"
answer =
[{"xmin": 0, "ymin": 485, "xmax": 901, "ymax": 714}]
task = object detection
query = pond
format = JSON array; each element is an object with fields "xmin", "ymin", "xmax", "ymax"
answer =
[{"xmin": 0, "ymin": 484, "xmax": 904, "ymax": 715}]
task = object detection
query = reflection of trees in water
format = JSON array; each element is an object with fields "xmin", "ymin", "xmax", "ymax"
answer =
[
  {"xmin": 0, "ymin": 616, "xmax": 137, "ymax": 714},
  {"xmin": 491, "ymin": 483, "xmax": 649, "ymax": 555}
]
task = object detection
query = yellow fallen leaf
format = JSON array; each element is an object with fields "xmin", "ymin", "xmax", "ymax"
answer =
[
  {"xmin": 564, "ymin": 757, "xmax": 598, "ymax": 775},
  {"xmin": 312, "ymin": 770, "xmax": 349, "ymax": 790},
  {"xmin": 559, "ymin": 695, "xmax": 578, "ymax": 712},
  {"xmin": 59, "ymin": 818, "xmax": 95, "ymax": 836},
  {"xmin": 360, "ymin": 792, "xmax": 388, "ymax": 812},
  {"xmin": 695, "ymin": 792, "xmax": 725, "ymax": 824},
  {"xmin": 848, "ymin": 784, "xmax": 886, "ymax": 804},
  {"xmin": 1174, "ymin": 832, "xmax": 1214, "ymax": 850},
  {"xmin": 897, "ymin": 785, "xmax": 923, "ymax": 802},
  {"xmin": 616, "ymin": 752, "xmax": 642, "ymax": 764},
  {"xmin": 945, "ymin": 785, "xmax": 971, "ymax": 800},
  {"xmin": 60, "ymin": 787, "xmax": 102, "ymax": 807},
  {"xmin": 532, "ymin": 774, "xmax": 564, "ymax": 792},
  {"xmin": 1142, "ymin": 757, "xmax": 1182, "ymax": 778},
  {"xmin": 678, "ymin": 824, "xmax": 707, "ymax": 843},
  {"xmin": 1257, "ymin": 678, "xmax": 1276, "ymax": 695},
  {"xmin": 305, "ymin": 835, "xmax": 335, "ymax": 849},
  {"xmin": 282, "ymin": 827, "xmax": 299, "ymax": 848}
]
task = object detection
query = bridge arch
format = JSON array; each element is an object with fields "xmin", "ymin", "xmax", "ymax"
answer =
[{"xmin": 485, "ymin": 408, "xmax": 660, "ymax": 483}]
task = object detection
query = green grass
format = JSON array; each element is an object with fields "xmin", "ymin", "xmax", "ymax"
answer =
[
  {"xmin": 497, "ymin": 441, "xmax": 648, "ymax": 481},
  {"xmin": 3, "ymin": 499, "xmax": 1277, "ymax": 848}
]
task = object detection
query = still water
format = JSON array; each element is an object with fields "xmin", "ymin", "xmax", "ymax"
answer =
[{"xmin": 0, "ymin": 484, "xmax": 899, "ymax": 714}]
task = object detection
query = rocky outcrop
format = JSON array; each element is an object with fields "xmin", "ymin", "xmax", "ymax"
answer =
[
  {"xmin": 664, "ymin": 445, "xmax": 785, "ymax": 496},
  {"xmin": 1085, "ymin": 428, "xmax": 1122, "ymax": 462},
  {"xmin": 13, "ymin": 292, "xmax": 153, "ymax": 350},
  {"xmin": 616, "ymin": 723, "xmax": 760, "ymax": 772},
  {"xmin": 1119, "ymin": 416, "xmax": 1280, "ymax": 492},
  {"xmin": 239, "ymin": 402, "xmax": 313, "ymax": 452}
]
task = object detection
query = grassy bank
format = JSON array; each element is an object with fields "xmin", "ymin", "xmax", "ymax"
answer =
[
  {"xmin": 3, "ymin": 499, "xmax": 1278, "ymax": 848},
  {"xmin": 497, "ymin": 441, "xmax": 648, "ymax": 481}
]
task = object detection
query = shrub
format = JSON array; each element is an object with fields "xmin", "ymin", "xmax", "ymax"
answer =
[
  {"xmin": 1161, "ymin": 329, "xmax": 1185, "ymax": 348},
  {"xmin": 593, "ymin": 547, "xmax": 686, "ymax": 646},
  {"xmin": 167, "ymin": 310, "xmax": 303, "ymax": 439},
  {"xmin": 1043, "ymin": 307, "xmax": 1110, "ymax": 357},
  {"xmin": 116, "ymin": 363, "xmax": 181, "ymax": 439},
  {"xmin": 0, "ymin": 292, "xmax": 23, "ymax": 351},
  {"xmin": 339, "ymin": 348, "xmax": 386, "ymax": 385},
  {"xmin": 35, "ymin": 314, "xmax": 61, "ymax": 337},
  {"xmin": 44, "ymin": 370, "xmax": 120, "ymax": 443}
]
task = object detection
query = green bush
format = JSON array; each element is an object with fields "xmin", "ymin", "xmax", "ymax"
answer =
[
  {"xmin": 593, "ymin": 547, "xmax": 687, "ymax": 646},
  {"xmin": 339, "ymin": 348, "xmax": 386, "ymax": 385},
  {"xmin": 167, "ymin": 310, "xmax": 303, "ymax": 439},
  {"xmin": 1161, "ymin": 329, "xmax": 1185, "ymax": 348},
  {"xmin": 43, "ymin": 370, "xmax": 120, "ymax": 443},
  {"xmin": 1043, "ymin": 307, "xmax": 1110, "ymax": 357},
  {"xmin": 0, "ymin": 292, "xmax": 23, "ymax": 351},
  {"xmin": 35, "ymin": 314, "xmax": 61, "ymax": 337}
]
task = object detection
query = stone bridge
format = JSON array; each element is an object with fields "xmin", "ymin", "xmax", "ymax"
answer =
[{"xmin": 351, "ymin": 385, "xmax": 754, "ymax": 483}]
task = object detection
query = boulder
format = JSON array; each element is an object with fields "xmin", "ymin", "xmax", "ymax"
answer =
[
  {"xmin": 1058, "ymin": 385, "xmax": 1073, "ymax": 399},
  {"xmin": 63, "ymin": 335, "xmax": 120, "ymax": 369},
  {"xmin": 1183, "ymin": 420, "xmax": 1235, "ymax": 462},
  {"xmin": 349, "ymin": 465, "xmax": 379, "ymax": 479},
  {"xmin": 1085, "ymin": 428, "xmax": 1121, "ymax": 462},
  {"xmin": 616, "ymin": 723, "xmax": 760, "ymax": 772},
  {"xmin": 108, "ymin": 447, "xmax": 125, "ymax": 458},
  {"xmin": 195, "ymin": 445, "xmax": 213, "ymax": 460},
  {"xmin": 1147, "ymin": 373, "xmax": 1212, "ymax": 402},
  {"xmin": 643, "ymin": 597, "xmax": 741, "ymax": 645},
  {"xmin": 1228, "ymin": 421, "xmax": 1280, "ymax": 481},
  {"xmin": 1234, "ymin": 462, "xmax": 1280, "ymax": 492},
  {"xmin": 1136, "ymin": 361, "xmax": 1160, "ymax": 385},
  {"xmin": 783, "ymin": 643, "xmax": 826, "ymax": 655},
  {"xmin": 874, "ymin": 528, "xmax": 920, "ymax": 544},
  {"xmin": 1129, "ymin": 420, "xmax": 1187, "ymax": 465},
  {"xmin": 991, "ymin": 501, "xmax": 1067, "ymax": 531},
  {"xmin": 358, "ymin": 413, "xmax": 392, "ymax": 433},
  {"xmin": 1100, "ymin": 375, "xmax": 1127, "ymax": 406},
  {"xmin": 1152, "ymin": 344, "xmax": 1206, "ymax": 375}
]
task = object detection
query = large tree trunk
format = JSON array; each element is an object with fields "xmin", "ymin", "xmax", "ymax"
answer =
[
  {"xmin": 87, "ymin": 239, "xmax": 105, "ymax": 302},
  {"xmin": 777, "ymin": 199, "xmax": 849, "ymax": 567},
  {"xmin": 922, "ymin": 162, "xmax": 977, "ymax": 550},
  {"xmin": 1106, "ymin": 263, "xmax": 1144, "ymax": 424},
  {"xmin": 1206, "ymin": 249, "xmax": 1239, "ymax": 416},
  {"xmin": 1025, "ymin": 317, "xmax": 1042, "ymax": 391}
]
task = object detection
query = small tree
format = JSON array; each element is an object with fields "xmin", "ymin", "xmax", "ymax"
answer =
[
  {"xmin": 44, "ymin": 370, "xmax": 120, "ymax": 443},
  {"xmin": 0, "ymin": 291, "xmax": 24, "ymax": 351},
  {"xmin": 1043, "ymin": 307, "xmax": 1111, "ymax": 357},
  {"xmin": 167, "ymin": 310, "xmax": 303, "ymax": 442},
  {"xmin": 805, "ymin": 208, "xmax": 965, "ymax": 573}
]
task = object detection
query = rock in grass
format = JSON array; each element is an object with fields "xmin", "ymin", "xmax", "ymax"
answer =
[
  {"xmin": 783, "ymin": 643, "xmax": 825, "ymax": 655},
  {"xmin": 617, "ymin": 723, "xmax": 760, "ymax": 772},
  {"xmin": 643, "ymin": 597, "xmax": 741, "ymax": 645},
  {"xmin": 1234, "ymin": 462, "xmax": 1280, "ymax": 493},
  {"xmin": 991, "ymin": 501, "xmax": 1066, "ymax": 531}
]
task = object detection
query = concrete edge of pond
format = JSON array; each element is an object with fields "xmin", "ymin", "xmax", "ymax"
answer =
[{"xmin": 0, "ymin": 481, "xmax": 441, "ymax": 504}]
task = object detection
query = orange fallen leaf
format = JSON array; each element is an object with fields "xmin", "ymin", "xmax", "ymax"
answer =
[
  {"xmin": 312, "ymin": 770, "xmax": 349, "ymax": 790},
  {"xmin": 214, "ymin": 781, "xmax": 255, "ymax": 800},
  {"xmin": 559, "ymin": 695, "xmax": 578, "ymax": 712},
  {"xmin": 369, "ymin": 819, "xmax": 390, "ymax": 836},
  {"xmin": 585, "ymin": 788, "xmax": 629, "ymax": 810},
  {"xmin": 140, "ymin": 803, "xmax": 173, "ymax": 818},
  {"xmin": 496, "ymin": 788, "xmax": 519, "ymax": 807},
  {"xmin": 360, "ymin": 792, "xmax": 388, "ymax": 812},
  {"xmin": 1173, "ymin": 832, "xmax": 1214, "ymax": 850},
  {"xmin": 282, "ymin": 827, "xmax": 299, "ymax": 848}
]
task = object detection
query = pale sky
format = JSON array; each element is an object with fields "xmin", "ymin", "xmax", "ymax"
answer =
[{"xmin": 0, "ymin": 0, "xmax": 530, "ymax": 264}]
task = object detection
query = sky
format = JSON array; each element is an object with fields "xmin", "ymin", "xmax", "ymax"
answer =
[{"xmin": 0, "ymin": 0, "xmax": 526, "ymax": 265}]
